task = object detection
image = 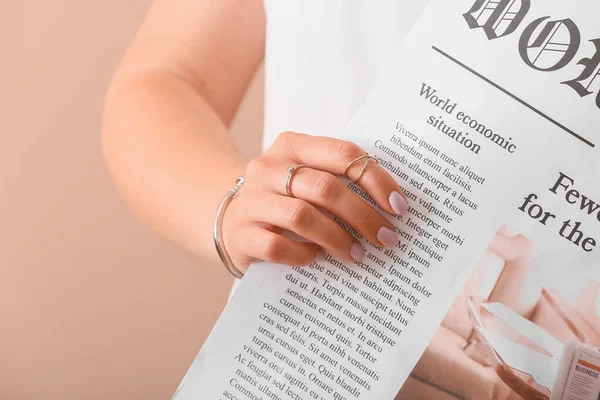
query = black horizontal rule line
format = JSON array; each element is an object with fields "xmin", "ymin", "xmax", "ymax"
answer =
[{"xmin": 431, "ymin": 45, "xmax": 595, "ymax": 148}]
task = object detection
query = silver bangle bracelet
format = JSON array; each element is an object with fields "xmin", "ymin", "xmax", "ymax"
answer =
[{"xmin": 213, "ymin": 177, "xmax": 245, "ymax": 279}]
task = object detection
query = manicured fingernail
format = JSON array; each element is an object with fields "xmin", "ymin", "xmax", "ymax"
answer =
[
  {"xmin": 350, "ymin": 243, "xmax": 366, "ymax": 261},
  {"xmin": 315, "ymin": 250, "xmax": 326, "ymax": 261},
  {"xmin": 390, "ymin": 191, "xmax": 409, "ymax": 214},
  {"xmin": 377, "ymin": 226, "xmax": 398, "ymax": 247}
]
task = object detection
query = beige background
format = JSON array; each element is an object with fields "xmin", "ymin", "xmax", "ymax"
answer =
[{"xmin": 1, "ymin": 2, "xmax": 264, "ymax": 399}]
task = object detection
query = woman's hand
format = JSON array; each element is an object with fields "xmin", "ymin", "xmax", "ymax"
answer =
[{"xmin": 223, "ymin": 131, "xmax": 409, "ymax": 272}]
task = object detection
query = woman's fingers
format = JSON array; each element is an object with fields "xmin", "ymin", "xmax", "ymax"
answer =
[
  {"xmin": 242, "ymin": 226, "xmax": 322, "ymax": 267},
  {"xmin": 269, "ymin": 166, "xmax": 399, "ymax": 249},
  {"xmin": 271, "ymin": 131, "xmax": 408, "ymax": 215},
  {"xmin": 242, "ymin": 192, "xmax": 364, "ymax": 262}
]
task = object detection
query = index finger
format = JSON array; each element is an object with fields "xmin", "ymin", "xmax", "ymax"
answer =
[{"xmin": 273, "ymin": 132, "xmax": 409, "ymax": 215}]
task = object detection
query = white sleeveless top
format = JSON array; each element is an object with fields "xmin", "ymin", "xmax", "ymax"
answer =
[
  {"xmin": 262, "ymin": 1, "xmax": 428, "ymax": 148},
  {"xmin": 231, "ymin": 2, "xmax": 427, "ymax": 294}
]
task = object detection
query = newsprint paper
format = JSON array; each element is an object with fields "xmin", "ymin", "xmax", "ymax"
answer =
[{"xmin": 174, "ymin": 1, "xmax": 600, "ymax": 399}]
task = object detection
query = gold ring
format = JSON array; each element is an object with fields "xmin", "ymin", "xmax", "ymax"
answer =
[
  {"xmin": 285, "ymin": 165, "xmax": 308, "ymax": 197},
  {"xmin": 343, "ymin": 155, "xmax": 378, "ymax": 183}
]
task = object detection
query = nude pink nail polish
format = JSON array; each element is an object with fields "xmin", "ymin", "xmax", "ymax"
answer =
[
  {"xmin": 377, "ymin": 226, "xmax": 398, "ymax": 247},
  {"xmin": 350, "ymin": 243, "xmax": 366, "ymax": 261},
  {"xmin": 389, "ymin": 191, "xmax": 409, "ymax": 214},
  {"xmin": 315, "ymin": 250, "xmax": 326, "ymax": 261}
]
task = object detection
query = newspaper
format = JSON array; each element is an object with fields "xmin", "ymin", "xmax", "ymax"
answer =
[{"xmin": 174, "ymin": 0, "xmax": 600, "ymax": 399}]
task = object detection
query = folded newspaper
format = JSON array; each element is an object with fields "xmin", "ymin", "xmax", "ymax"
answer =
[{"xmin": 175, "ymin": 0, "xmax": 600, "ymax": 399}]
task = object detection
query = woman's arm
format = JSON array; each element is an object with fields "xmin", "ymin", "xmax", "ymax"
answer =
[
  {"xmin": 102, "ymin": 0, "xmax": 265, "ymax": 261},
  {"xmin": 104, "ymin": 0, "xmax": 409, "ymax": 272}
]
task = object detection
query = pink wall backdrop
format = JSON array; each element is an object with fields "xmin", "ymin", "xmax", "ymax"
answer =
[{"xmin": 1, "ymin": 2, "xmax": 264, "ymax": 399}]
